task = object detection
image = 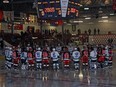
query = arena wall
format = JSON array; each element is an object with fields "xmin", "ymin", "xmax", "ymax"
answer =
[
  {"xmin": 56, "ymin": 16, "xmax": 116, "ymax": 34},
  {"xmin": 0, "ymin": 16, "xmax": 116, "ymax": 34}
]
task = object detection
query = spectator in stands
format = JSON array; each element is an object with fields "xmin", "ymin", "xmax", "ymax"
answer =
[
  {"xmin": 88, "ymin": 29, "xmax": 91, "ymax": 35},
  {"xmin": 97, "ymin": 28, "xmax": 100, "ymax": 34},
  {"xmin": 20, "ymin": 31, "xmax": 23, "ymax": 36},
  {"xmin": 84, "ymin": 30, "xmax": 87, "ymax": 35},
  {"xmin": 0, "ymin": 36, "xmax": 3, "ymax": 49},
  {"xmin": 108, "ymin": 31, "xmax": 112, "ymax": 35},
  {"xmin": 77, "ymin": 29, "xmax": 81, "ymax": 35},
  {"xmin": 94, "ymin": 28, "xmax": 96, "ymax": 35},
  {"xmin": 11, "ymin": 35, "xmax": 16, "ymax": 45},
  {"xmin": 64, "ymin": 29, "xmax": 67, "ymax": 34},
  {"xmin": 66, "ymin": 29, "xmax": 70, "ymax": 34},
  {"xmin": 48, "ymin": 30, "xmax": 50, "ymax": 35},
  {"xmin": 108, "ymin": 38, "xmax": 113, "ymax": 45}
]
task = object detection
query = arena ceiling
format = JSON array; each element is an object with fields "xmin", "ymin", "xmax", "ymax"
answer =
[{"xmin": 0, "ymin": 0, "xmax": 115, "ymax": 21}]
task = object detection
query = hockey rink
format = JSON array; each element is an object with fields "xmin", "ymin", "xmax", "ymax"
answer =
[{"xmin": 0, "ymin": 51, "xmax": 116, "ymax": 87}]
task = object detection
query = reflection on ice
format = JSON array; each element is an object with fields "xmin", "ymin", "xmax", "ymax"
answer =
[
  {"xmin": 0, "ymin": 64, "xmax": 115, "ymax": 87},
  {"xmin": 0, "ymin": 75, "xmax": 5, "ymax": 87},
  {"xmin": 42, "ymin": 76, "xmax": 48, "ymax": 81},
  {"xmin": 87, "ymin": 76, "xmax": 90, "ymax": 85},
  {"xmin": 79, "ymin": 71, "xmax": 83, "ymax": 81}
]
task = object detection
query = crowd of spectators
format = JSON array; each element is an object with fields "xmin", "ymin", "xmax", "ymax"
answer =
[{"xmin": 0, "ymin": 27, "xmax": 115, "ymax": 49}]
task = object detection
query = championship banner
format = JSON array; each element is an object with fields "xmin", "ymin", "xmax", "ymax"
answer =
[
  {"xmin": 0, "ymin": 10, "xmax": 3, "ymax": 22},
  {"xmin": 113, "ymin": 0, "xmax": 116, "ymax": 10},
  {"xmin": 14, "ymin": 24, "xmax": 23, "ymax": 30},
  {"xmin": 60, "ymin": 0, "xmax": 69, "ymax": 17},
  {"xmin": 3, "ymin": 11, "xmax": 14, "ymax": 21}
]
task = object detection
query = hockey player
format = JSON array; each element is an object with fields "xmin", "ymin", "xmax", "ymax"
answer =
[
  {"xmin": 62, "ymin": 47, "xmax": 71, "ymax": 68},
  {"xmin": 20, "ymin": 49, "xmax": 27, "ymax": 70},
  {"xmin": 26, "ymin": 44, "xmax": 32, "ymax": 51},
  {"xmin": 4, "ymin": 46, "xmax": 9, "ymax": 60},
  {"xmin": 97, "ymin": 47, "xmax": 105, "ymax": 68},
  {"xmin": 12, "ymin": 46, "xmax": 20, "ymax": 69},
  {"xmin": 5, "ymin": 47, "xmax": 13, "ymax": 69},
  {"xmin": 56, "ymin": 44, "xmax": 62, "ymax": 53},
  {"xmin": 104, "ymin": 45, "xmax": 109, "ymax": 66},
  {"xmin": 17, "ymin": 45, "xmax": 21, "ymax": 64},
  {"xmin": 108, "ymin": 47, "xmax": 113, "ymax": 66},
  {"xmin": 68, "ymin": 44, "xmax": 74, "ymax": 54},
  {"xmin": 42, "ymin": 47, "xmax": 50, "ymax": 68},
  {"xmin": 72, "ymin": 48, "xmax": 80, "ymax": 69},
  {"xmin": 45, "ymin": 44, "xmax": 50, "ymax": 51},
  {"xmin": 35, "ymin": 47, "xmax": 42, "ymax": 69},
  {"xmin": 81, "ymin": 46, "xmax": 89, "ymax": 69},
  {"xmin": 51, "ymin": 48, "xmax": 60, "ymax": 69},
  {"xmin": 89, "ymin": 47, "xmax": 98, "ymax": 69},
  {"xmin": 17, "ymin": 45, "xmax": 22, "ymax": 54},
  {"xmin": 27, "ymin": 48, "xmax": 35, "ymax": 70}
]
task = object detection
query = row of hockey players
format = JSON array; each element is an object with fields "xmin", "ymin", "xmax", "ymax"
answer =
[{"xmin": 4, "ymin": 44, "xmax": 113, "ymax": 70}]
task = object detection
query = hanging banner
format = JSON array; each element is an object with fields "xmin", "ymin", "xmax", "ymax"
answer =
[
  {"xmin": 14, "ymin": 24, "xmax": 23, "ymax": 30},
  {"xmin": 60, "ymin": 0, "xmax": 69, "ymax": 17},
  {"xmin": 3, "ymin": 11, "xmax": 14, "ymax": 21},
  {"xmin": 113, "ymin": 0, "xmax": 116, "ymax": 10},
  {"xmin": 57, "ymin": 20, "xmax": 63, "ymax": 25},
  {"xmin": 0, "ymin": 10, "xmax": 3, "ymax": 22},
  {"xmin": 113, "ymin": 4, "xmax": 116, "ymax": 10}
]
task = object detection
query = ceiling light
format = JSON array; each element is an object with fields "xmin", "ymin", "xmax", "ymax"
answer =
[
  {"xmin": 50, "ymin": 1, "xmax": 54, "ymax": 3},
  {"xmin": 103, "ymin": 20, "xmax": 108, "ymax": 22},
  {"xmin": 85, "ymin": 17, "xmax": 91, "ymax": 19},
  {"xmin": 80, "ymin": 5, "xmax": 83, "ymax": 7},
  {"xmin": 102, "ymin": 16, "xmax": 108, "ymax": 19},
  {"xmin": 67, "ymin": 24, "xmax": 71, "ymax": 25},
  {"xmin": 39, "ymin": 9, "xmax": 43, "ymax": 11},
  {"xmin": 84, "ymin": 8, "xmax": 89, "ymax": 10},
  {"xmin": 110, "ymin": 13, "xmax": 114, "ymax": 16},
  {"xmin": 98, "ymin": 10, "xmax": 103, "ymax": 13},
  {"xmin": 73, "ymin": 21, "xmax": 83, "ymax": 23},
  {"xmin": 3, "ymin": 0, "xmax": 9, "ymax": 3},
  {"xmin": 78, "ymin": 4, "xmax": 83, "ymax": 7},
  {"xmin": 98, "ymin": 20, "xmax": 108, "ymax": 23}
]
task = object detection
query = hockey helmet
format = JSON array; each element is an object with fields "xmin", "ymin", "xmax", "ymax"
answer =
[
  {"xmin": 52, "ymin": 48, "xmax": 55, "ymax": 51},
  {"xmin": 74, "ymin": 48, "xmax": 77, "ymax": 50},
  {"xmin": 38, "ymin": 47, "xmax": 41, "ymax": 50}
]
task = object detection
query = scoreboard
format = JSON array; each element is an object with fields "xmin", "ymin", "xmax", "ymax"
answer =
[{"xmin": 37, "ymin": 0, "xmax": 80, "ymax": 19}]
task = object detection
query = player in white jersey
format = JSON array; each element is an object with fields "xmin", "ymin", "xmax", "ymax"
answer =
[
  {"xmin": 4, "ymin": 46, "xmax": 9, "ymax": 59},
  {"xmin": 51, "ymin": 48, "xmax": 60, "ymax": 69},
  {"xmin": 56, "ymin": 44, "xmax": 62, "ymax": 53},
  {"xmin": 26, "ymin": 44, "xmax": 32, "ymax": 51},
  {"xmin": 45, "ymin": 44, "xmax": 50, "ymax": 51},
  {"xmin": 104, "ymin": 45, "xmax": 110, "ymax": 66},
  {"xmin": 5, "ymin": 47, "xmax": 13, "ymax": 69},
  {"xmin": 89, "ymin": 47, "xmax": 98, "ymax": 69},
  {"xmin": 20, "ymin": 49, "xmax": 27, "ymax": 70},
  {"xmin": 17, "ymin": 45, "xmax": 22, "ymax": 54},
  {"xmin": 108, "ymin": 47, "xmax": 113, "ymax": 66},
  {"xmin": 68, "ymin": 44, "xmax": 74, "ymax": 54},
  {"xmin": 35, "ymin": 47, "xmax": 42, "ymax": 69},
  {"xmin": 72, "ymin": 48, "xmax": 80, "ymax": 69}
]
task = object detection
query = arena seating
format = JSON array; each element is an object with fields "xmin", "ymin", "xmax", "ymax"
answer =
[
  {"xmin": 3, "ymin": 32, "xmax": 116, "ymax": 47},
  {"xmin": 3, "ymin": 33, "xmax": 21, "ymax": 46}
]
